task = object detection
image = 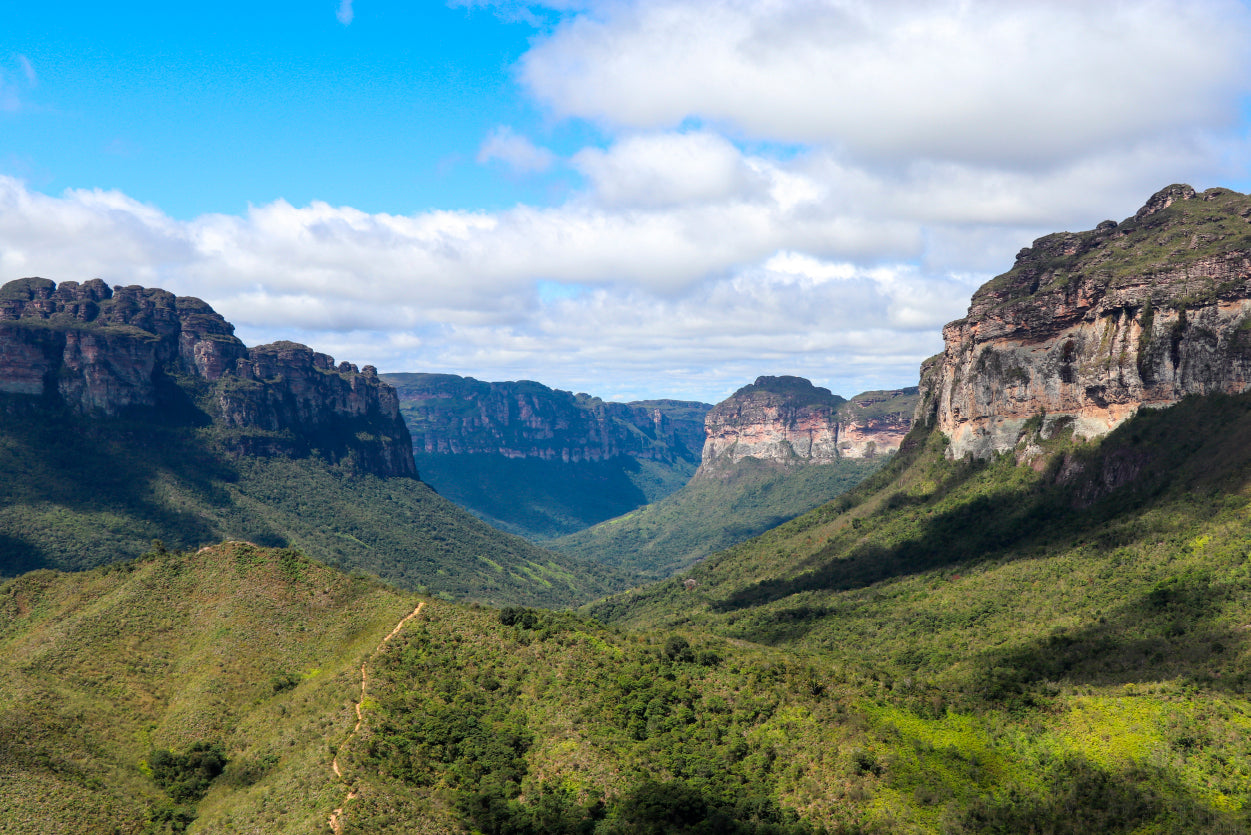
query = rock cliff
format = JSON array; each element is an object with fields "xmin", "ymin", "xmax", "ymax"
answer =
[
  {"xmin": 697, "ymin": 376, "xmax": 917, "ymax": 475},
  {"xmin": 0, "ymin": 277, "xmax": 414, "ymax": 477},
  {"xmin": 918, "ymin": 185, "xmax": 1251, "ymax": 459},
  {"xmin": 382, "ymin": 372, "xmax": 709, "ymax": 465}
]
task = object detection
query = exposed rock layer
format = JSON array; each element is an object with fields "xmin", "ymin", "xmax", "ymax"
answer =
[
  {"xmin": 919, "ymin": 185, "xmax": 1251, "ymax": 459},
  {"xmin": 0, "ymin": 277, "xmax": 414, "ymax": 477},
  {"xmin": 382, "ymin": 372, "xmax": 709, "ymax": 465},
  {"xmin": 698, "ymin": 376, "xmax": 917, "ymax": 475}
]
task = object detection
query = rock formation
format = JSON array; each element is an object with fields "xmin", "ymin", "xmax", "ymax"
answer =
[
  {"xmin": 0, "ymin": 277, "xmax": 415, "ymax": 477},
  {"xmin": 697, "ymin": 376, "xmax": 917, "ymax": 475},
  {"xmin": 382, "ymin": 372, "xmax": 709, "ymax": 465},
  {"xmin": 918, "ymin": 185, "xmax": 1251, "ymax": 459}
]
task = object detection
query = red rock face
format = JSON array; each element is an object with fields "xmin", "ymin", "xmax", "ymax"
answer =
[
  {"xmin": 919, "ymin": 185, "xmax": 1251, "ymax": 459},
  {"xmin": 696, "ymin": 377, "xmax": 917, "ymax": 475},
  {"xmin": 0, "ymin": 277, "xmax": 415, "ymax": 478}
]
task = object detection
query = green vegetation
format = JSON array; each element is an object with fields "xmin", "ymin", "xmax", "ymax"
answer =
[
  {"xmin": 383, "ymin": 372, "xmax": 709, "ymax": 540},
  {"xmin": 552, "ymin": 457, "xmax": 883, "ymax": 578},
  {"xmin": 979, "ymin": 186, "xmax": 1251, "ymax": 309},
  {"xmin": 728, "ymin": 376, "xmax": 846, "ymax": 409},
  {"xmin": 414, "ymin": 453, "xmax": 696, "ymax": 540},
  {"xmin": 0, "ymin": 542, "xmax": 421, "ymax": 834},
  {"xmin": 0, "ymin": 400, "xmax": 621, "ymax": 607},
  {"xmin": 583, "ymin": 392, "xmax": 1251, "ymax": 831}
]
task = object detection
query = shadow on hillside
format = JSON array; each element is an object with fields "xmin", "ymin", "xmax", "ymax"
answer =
[
  {"xmin": 711, "ymin": 393, "xmax": 1251, "ymax": 616},
  {"xmin": 0, "ymin": 399, "xmax": 246, "ymax": 574},
  {"xmin": 972, "ymin": 572, "xmax": 1250, "ymax": 698}
]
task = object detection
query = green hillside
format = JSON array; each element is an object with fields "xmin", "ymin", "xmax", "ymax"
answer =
[
  {"xmin": 383, "ymin": 372, "xmax": 710, "ymax": 539},
  {"xmin": 580, "ymin": 393, "xmax": 1251, "ymax": 830},
  {"xmin": 413, "ymin": 453, "xmax": 696, "ymax": 540},
  {"xmin": 0, "ymin": 401, "xmax": 620, "ymax": 608},
  {"xmin": 551, "ymin": 457, "xmax": 883, "ymax": 578},
  {"xmin": 0, "ymin": 542, "xmax": 421, "ymax": 834}
]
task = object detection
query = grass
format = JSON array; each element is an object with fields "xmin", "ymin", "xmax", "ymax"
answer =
[{"xmin": 552, "ymin": 456, "xmax": 884, "ymax": 578}]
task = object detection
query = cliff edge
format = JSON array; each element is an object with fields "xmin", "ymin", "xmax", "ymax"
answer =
[
  {"xmin": 698, "ymin": 375, "xmax": 917, "ymax": 475},
  {"xmin": 919, "ymin": 185, "xmax": 1251, "ymax": 459},
  {"xmin": 0, "ymin": 277, "xmax": 414, "ymax": 477}
]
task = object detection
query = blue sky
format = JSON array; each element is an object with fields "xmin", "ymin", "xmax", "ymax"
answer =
[{"xmin": 3, "ymin": 1, "xmax": 1250, "ymax": 403}]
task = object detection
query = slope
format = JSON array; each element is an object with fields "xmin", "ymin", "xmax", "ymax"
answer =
[
  {"xmin": 383, "ymin": 372, "xmax": 710, "ymax": 539},
  {"xmin": 0, "ymin": 398, "xmax": 620, "ymax": 608},
  {"xmin": 551, "ymin": 456, "xmax": 883, "ymax": 578},
  {"xmin": 584, "ymin": 393, "xmax": 1251, "ymax": 830},
  {"xmin": 0, "ymin": 542, "xmax": 422, "ymax": 834}
]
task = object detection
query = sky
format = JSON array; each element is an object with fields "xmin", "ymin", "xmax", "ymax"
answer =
[{"xmin": 2, "ymin": 0, "xmax": 1250, "ymax": 404}]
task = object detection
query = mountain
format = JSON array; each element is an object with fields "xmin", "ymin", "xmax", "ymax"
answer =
[
  {"xmin": 701, "ymin": 376, "xmax": 917, "ymax": 471},
  {"xmin": 921, "ymin": 184, "xmax": 1251, "ymax": 459},
  {"xmin": 583, "ymin": 186, "xmax": 1251, "ymax": 831},
  {"xmin": 0, "ymin": 277, "xmax": 413, "ymax": 477},
  {"xmin": 0, "ymin": 278, "xmax": 617, "ymax": 607},
  {"xmin": 381, "ymin": 372, "xmax": 711, "ymax": 538},
  {"xmin": 551, "ymin": 378, "xmax": 916, "ymax": 577}
]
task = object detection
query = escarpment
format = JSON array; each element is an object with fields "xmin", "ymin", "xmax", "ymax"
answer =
[
  {"xmin": 919, "ymin": 185, "xmax": 1251, "ymax": 459},
  {"xmin": 697, "ymin": 376, "xmax": 917, "ymax": 475},
  {"xmin": 0, "ymin": 277, "xmax": 414, "ymax": 477},
  {"xmin": 382, "ymin": 372, "xmax": 709, "ymax": 465}
]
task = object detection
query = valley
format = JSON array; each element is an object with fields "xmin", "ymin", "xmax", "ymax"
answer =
[{"xmin": 3, "ymin": 184, "xmax": 1251, "ymax": 833}]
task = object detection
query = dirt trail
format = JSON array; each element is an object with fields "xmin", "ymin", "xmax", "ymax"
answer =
[{"xmin": 329, "ymin": 600, "xmax": 426, "ymax": 834}]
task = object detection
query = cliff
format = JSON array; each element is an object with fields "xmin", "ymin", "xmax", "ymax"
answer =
[
  {"xmin": 0, "ymin": 277, "xmax": 414, "ymax": 477},
  {"xmin": 697, "ymin": 376, "xmax": 917, "ymax": 475},
  {"xmin": 381, "ymin": 372, "xmax": 709, "ymax": 465},
  {"xmin": 919, "ymin": 185, "xmax": 1251, "ymax": 459}
]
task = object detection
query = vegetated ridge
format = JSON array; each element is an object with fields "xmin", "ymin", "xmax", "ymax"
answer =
[
  {"xmin": 583, "ymin": 186, "xmax": 1251, "ymax": 831},
  {"xmin": 552, "ymin": 378, "xmax": 916, "ymax": 577},
  {"xmin": 0, "ymin": 278, "xmax": 618, "ymax": 607},
  {"xmin": 382, "ymin": 372, "xmax": 711, "ymax": 539}
]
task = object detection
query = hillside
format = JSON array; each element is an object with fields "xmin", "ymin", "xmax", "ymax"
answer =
[
  {"xmin": 550, "ymin": 382, "xmax": 916, "ymax": 577},
  {"xmin": 551, "ymin": 457, "xmax": 882, "ymax": 578},
  {"xmin": 0, "ymin": 542, "xmax": 421, "ymax": 834},
  {"xmin": 382, "ymin": 373, "xmax": 710, "ymax": 539},
  {"xmin": 0, "ymin": 279, "xmax": 617, "ymax": 607}
]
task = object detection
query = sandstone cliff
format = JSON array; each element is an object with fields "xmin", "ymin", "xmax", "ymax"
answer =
[
  {"xmin": 0, "ymin": 277, "xmax": 414, "ymax": 477},
  {"xmin": 697, "ymin": 376, "xmax": 917, "ymax": 475},
  {"xmin": 919, "ymin": 185, "xmax": 1251, "ymax": 459},
  {"xmin": 381, "ymin": 372, "xmax": 709, "ymax": 465}
]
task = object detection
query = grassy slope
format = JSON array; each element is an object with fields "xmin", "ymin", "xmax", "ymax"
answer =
[
  {"xmin": 0, "ymin": 542, "xmax": 422, "ymax": 834},
  {"xmin": 0, "ymin": 405, "xmax": 621, "ymax": 608},
  {"xmin": 413, "ymin": 453, "xmax": 696, "ymax": 540},
  {"xmin": 582, "ymin": 393, "xmax": 1251, "ymax": 831},
  {"xmin": 551, "ymin": 457, "xmax": 884, "ymax": 579}
]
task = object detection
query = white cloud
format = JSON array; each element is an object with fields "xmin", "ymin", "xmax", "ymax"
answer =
[
  {"xmin": 4, "ymin": 1, "xmax": 1251, "ymax": 403},
  {"xmin": 336, "ymin": 0, "xmax": 354, "ymax": 25},
  {"xmin": 572, "ymin": 131, "xmax": 768, "ymax": 208},
  {"xmin": 477, "ymin": 126, "xmax": 557, "ymax": 173},
  {"xmin": 520, "ymin": 0, "xmax": 1251, "ymax": 167}
]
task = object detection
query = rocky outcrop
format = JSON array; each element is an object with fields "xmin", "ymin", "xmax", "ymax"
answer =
[
  {"xmin": 0, "ymin": 277, "xmax": 414, "ymax": 477},
  {"xmin": 697, "ymin": 376, "xmax": 917, "ymax": 475},
  {"xmin": 919, "ymin": 185, "xmax": 1251, "ymax": 459},
  {"xmin": 381, "ymin": 372, "xmax": 709, "ymax": 465}
]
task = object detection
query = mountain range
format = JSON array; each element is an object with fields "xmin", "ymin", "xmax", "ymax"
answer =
[{"xmin": 3, "ymin": 184, "xmax": 1251, "ymax": 833}]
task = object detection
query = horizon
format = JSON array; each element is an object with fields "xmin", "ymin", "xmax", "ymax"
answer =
[{"xmin": 3, "ymin": 1, "xmax": 1250, "ymax": 404}]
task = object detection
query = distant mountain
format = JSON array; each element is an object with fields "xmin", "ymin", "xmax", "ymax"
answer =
[
  {"xmin": 381, "ymin": 372, "xmax": 711, "ymax": 538},
  {"xmin": 552, "ymin": 379, "xmax": 916, "ymax": 576},
  {"xmin": 0, "ymin": 278, "xmax": 618, "ymax": 606}
]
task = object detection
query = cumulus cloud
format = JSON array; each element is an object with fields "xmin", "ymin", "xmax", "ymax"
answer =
[
  {"xmin": 5, "ymin": 1, "xmax": 1251, "ymax": 402},
  {"xmin": 477, "ymin": 126, "xmax": 557, "ymax": 173},
  {"xmin": 336, "ymin": 0, "xmax": 354, "ymax": 25},
  {"xmin": 520, "ymin": 0, "xmax": 1251, "ymax": 166}
]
